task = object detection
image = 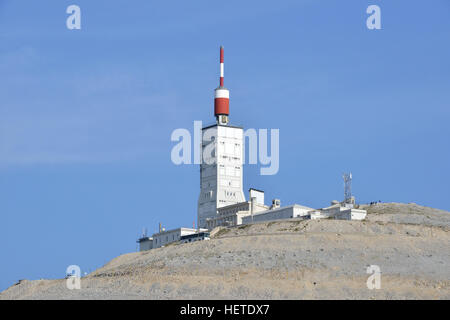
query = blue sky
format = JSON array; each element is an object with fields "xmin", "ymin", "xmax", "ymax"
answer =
[{"xmin": 0, "ymin": 0, "xmax": 449, "ymax": 291}]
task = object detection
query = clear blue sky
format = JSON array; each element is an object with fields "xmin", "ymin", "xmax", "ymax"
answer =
[{"xmin": 0, "ymin": 0, "xmax": 449, "ymax": 291}]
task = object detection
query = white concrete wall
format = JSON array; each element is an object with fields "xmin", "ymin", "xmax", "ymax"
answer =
[
  {"xmin": 139, "ymin": 239, "xmax": 153, "ymax": 251},
  {"xmin": 350, "ymin": 209, "xmax": 367, "ymax": 220},
  {"xmin": 309, "ymin": 211, "xmax": 330, "ymax": 220},
  {"xmin": 292, "ymin": 206, "xmax": 312, "ymax": 218},
  {"xmin": 249, "ymin": 189, "xmax": 264, "ymax": 205},
  {"xmin": 333, "ymin": 210, "xmax": 352, "ymax": 220},
  {"xmin": 242, "ymin": 205, "xmax": 312, "ymax": 224},
  {"xmin": 206, "ymin": 201, "xmax": 270, "ymax": 229},
  {"xmin": 152, "ymin": 228, "xmax": 198, "ymax": 248},
  {"xmin": 197, "ymin": 125, "xmax": 245, "ymax": 229},
  {"xmin": 180, "ymin": 234, "xmax": 211, "ymax": 244},
  {"xmin": 321, "ymin": 205, "xmax": 342, "ymax": 217},
  {"xmin": 333, "ymin": 208, "xmax": 367, "ymax": 221}
]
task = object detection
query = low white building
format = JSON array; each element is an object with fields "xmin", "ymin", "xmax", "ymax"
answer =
[
  {"xmin": 319, "ymin": 203, "xmax": 367, "ymax": 221},
  {"xmin": 241, "ymin": 204, "xmax": 314, "ymax": 224},
  {"xmin": 152, "ymin": 227, "xmax": 208, "ymax": 249},
  {"xmin": 137, "ymin": 237, "xmax": 153, "ymax": 251},
  {"xmin": 333, "ymin": 208, "xmax": 367, "ymax": 220},
  {"xmin": 180, "ymin": 231, "xmax": 211, "ymax": 244},
  {"xmin": 309, "ymin": 210, "xmax": 330, "ymax": 220},
  {"xmin": 206, "ymin": 200, "xmax": 269, "ymax": 229},
  {"xmin": 205, "ymin": 189, "xmax": 269, "ymax": 229}
]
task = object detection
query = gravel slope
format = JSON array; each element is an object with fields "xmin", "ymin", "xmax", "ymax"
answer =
[{"xmin": 1, "ymin": 203, "xmax": 449, "ymax": 299}]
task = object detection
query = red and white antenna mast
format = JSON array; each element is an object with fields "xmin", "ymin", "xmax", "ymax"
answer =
[{"xmin": 214, "ymin": 46, "xmax": 229, "ymax": 125}]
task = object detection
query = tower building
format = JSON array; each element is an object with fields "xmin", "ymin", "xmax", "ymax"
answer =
[{"xmin": 197, "ymin": 46, "xmax": 246, "ymax": 229}]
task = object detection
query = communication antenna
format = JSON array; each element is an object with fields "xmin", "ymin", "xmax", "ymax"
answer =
[
  {"xmin": 343, "ymin": 172, "xmax": 352, "ymax": 203},
  {"xmin": 214, "ymin": 46, "xmax": 230, "ymax": 125}
]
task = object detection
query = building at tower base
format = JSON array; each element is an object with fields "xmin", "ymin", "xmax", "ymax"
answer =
[
  {"xmin": 241, "ymin": 204, "xmax": 315, "ymax": 224},
  {"xmin": 205, "ymin": 189, "xmax": 269, "ymax": 229},
  {"xmin": 318, "ymin": 202, "xmax": 367, "ymax": 220}
]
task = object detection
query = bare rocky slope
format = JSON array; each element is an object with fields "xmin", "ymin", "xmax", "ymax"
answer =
[{"xmin": 1, "ymin": 203, "xmax": 449, "ymax": 299}]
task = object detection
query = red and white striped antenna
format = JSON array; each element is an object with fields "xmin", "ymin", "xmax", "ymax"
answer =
[
  {"xmin": 220, "ymin": 46, "xmax": 224, "ymax": 87},
  {"xmin": 214, "ymin": 45, "xmax": 229, "ymax": 124}
]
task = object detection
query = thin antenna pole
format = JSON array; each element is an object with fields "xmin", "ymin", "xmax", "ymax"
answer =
[
  {"xmin": 343, "ymin": 172, "xmax": 352, "ymax": 203},
  {"xmin": 220, "ymin": 46, "xmax": 224, "ymax": 87}
]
